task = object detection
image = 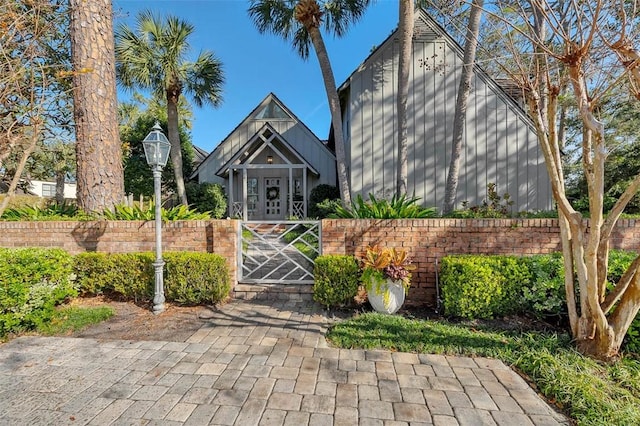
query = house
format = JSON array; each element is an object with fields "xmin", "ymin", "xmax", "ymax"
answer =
[
  {"xmin": 28, "ymin": 180, "xmax": 77, "ymax": 199},
  {"xmin": 338, "ymin": 9, "xmax": 551, "ymax": 212},
  {"xmin": 193, "ymin": 8, "xmax": 552, "ymax": 219},
  {"xmin": 191, "ymin": 93, "xmax": 337, "ymax": 219}
]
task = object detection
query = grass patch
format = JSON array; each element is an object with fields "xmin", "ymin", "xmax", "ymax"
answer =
[
  {"xmin": 327, "ymin": 312, "xmax": 640, "ymax": 425},
  {"xmin": 35, "ymin": 305, "xmax": 114, "ymax": 336}
]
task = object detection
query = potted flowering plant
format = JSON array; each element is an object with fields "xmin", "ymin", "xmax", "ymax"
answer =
[{"xmin": 359, "ymin": 245, "xmax": 415, "ymax": 314}]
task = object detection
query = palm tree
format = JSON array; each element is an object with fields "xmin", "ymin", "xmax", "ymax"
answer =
[
  {"xmin": 442, "ymin": 0, "xmax": 484, "ymax": 214},
  {"xmin": 248, "ymin": 0, "xmax": 371, "ymax": 206},
  {"xmin": 396, "ymin": 0, "xmax": 414, "ymax": 196},
  {"xmin": 70, "ymin": 0, "xmax": 124, "ymax": 212},
  {"xmin": 115, "ymin": 11, "xmax": 224, "ymax": 206}
]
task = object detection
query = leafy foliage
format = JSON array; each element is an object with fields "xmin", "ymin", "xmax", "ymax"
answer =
[
  {"xmin": 521, "ymin": 253, "xmax": 567, "ymax": 318},
  {"xmin": 164, "ymin": 252, "xmax": 231, "ymax": 305},
  {"xmin": 308, "ymin": 184, "xmax": 341, "ymax": 218},
  {"xmin": 313, "ymin": 255, "xmax": 360, "ymax": 308},
  {"xmin": 74, "ymin": 252, "xmax": 230, "ymax": 305},
  {"xmin": 332, "ymin": 193, "xmax": 436, "ymax": 219},
  {"xmin": 120, "ymin": 115, "xmax": 194, "ymax": 197},
  {"xmin": 440, "ymin": 255, "xmax": 530, "ymax": 319},
  {"xmin": 74, "ymin": 252, "xmax": 154, "ymax": 302},
  {"xmin": 1, "ymin": 202, "xmax": 84, "ymax": 221},
  {"xmin": 447, "ymin": 183, "xmax": 514, "ymax": 218},
  {"xmin": 185, "ymin": 182, "xmax": 227, "ymax": 218},
  {"xmin": 98, "ymin": 203, "xmax": 210, "ymax": 221},
  {"xmin": 0, "ymin": 248, "xmax": 77, "ymax": 337}
]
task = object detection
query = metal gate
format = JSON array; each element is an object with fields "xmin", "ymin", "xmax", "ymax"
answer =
[{"xmin": 238, "ymin": 221, "xmax": 321, "ymax": 284}]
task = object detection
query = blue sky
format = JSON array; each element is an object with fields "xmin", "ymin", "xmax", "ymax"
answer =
[{"xmin": 113, "ymin": 0, "xmax": 400, "ymax": 153}]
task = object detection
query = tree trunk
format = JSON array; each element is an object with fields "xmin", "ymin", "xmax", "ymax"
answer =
[
  {"xmin": 167, "ymin": 89, "xmax": 188, "ymax": 206},
  {"xmin": 443, "ymin": 0, "xmax": 483, "ymax": 214},
  {"xmin": 307, "ymin": 26, "xmax": 352, "ymax": 206},
  {"xmin": 0, "ymin": 136, "xmax": 38, "ymax": 217},
  {"xmin": 55, "ymin": 171, "xmax": 66, "ymax": 204},
  {"xmin": 70, "ymin": 0, "xmax": 124, "ymax": 213},
  {"xmin": 396, "ymin": 0, "xmax": 413, "ymax": 197}
]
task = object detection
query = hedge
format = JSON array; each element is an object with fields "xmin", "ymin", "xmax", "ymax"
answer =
[
  {"xmin": 0, "ymin": 248, "xmax": 77, "ymax": 336},
  {"xmin": 440, "ymin": 251, "xmax": 640, "ymax": 354},
  {"xmin": 313, "ymin": 255, "xmax": 360, "ymax": 308},
  {"xmin": 74, "ymin": 252, "xmax": 231, "ymax": 305}
]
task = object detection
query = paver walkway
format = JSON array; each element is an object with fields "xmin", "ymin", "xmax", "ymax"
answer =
[{"xmin": 0, "ymin": 299, "xmax": 570, "ymax": 425}]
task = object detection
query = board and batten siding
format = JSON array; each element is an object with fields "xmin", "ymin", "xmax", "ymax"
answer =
[
  {"xmin": 196, "ymin": 95, "xmax": 336, "ymax": 189},
  {"xmin": 344, "ymin": 14, "xmax": 552, "ymax": 213}
]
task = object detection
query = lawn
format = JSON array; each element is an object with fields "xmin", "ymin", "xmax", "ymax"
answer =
[
  {"xmin": 326, "ymin": 312, "xmax": 640, "ymax": 426},
  {"xmin": 35, "ymin": 305, "xmax": 114, "ymax": 336}
]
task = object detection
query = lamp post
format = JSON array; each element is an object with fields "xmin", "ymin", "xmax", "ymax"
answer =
[{"xmin": 142, "ymin": 122, "xmax": 171, "ymax": 314}]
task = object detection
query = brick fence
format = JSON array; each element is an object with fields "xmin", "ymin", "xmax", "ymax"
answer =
[
  {"xmin": 0, "ymin": 220, "xmax": 238, "ymax": 290},
  {"xmin": 1, "ymin": 218, "xmax": 638, "ymax": 307},
  {"xmin": 321, "ymin": 218, "xmax": 640, "ymax": 306}
]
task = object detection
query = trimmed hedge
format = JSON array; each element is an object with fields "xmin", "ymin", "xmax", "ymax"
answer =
[
  {"xmin": 440, "ymin": 255, "xmax": 530, "ymax": 319},
  {"xmin": 440, "ymin": 252, "xmax": 640, "ymax": 354},
  {"xmin": 74, "ymin": 252, "xmax": 231, "ymax": 305},
  {"xmin": 0, "ymin": 248, "xmax": 77, "ymax": 336},
  {"xmin": 313, "ymin": 255, "xmax": 360, "ymax": 308}
]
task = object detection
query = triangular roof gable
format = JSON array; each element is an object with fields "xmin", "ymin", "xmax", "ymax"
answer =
[
  {"xmin": 215, "ymin": 122, "xmax": 320, "ymax": 177},
  {"xmin": 191, "ymin": 93, "xmax": 334, "ymax": 180},
  {"xmin": 337, "ymin": 8, "xmax": 534, "ymax": 128}
]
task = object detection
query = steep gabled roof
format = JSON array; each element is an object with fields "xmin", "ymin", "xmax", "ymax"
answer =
[
  {"xmin": 215, "ymin": 122, "xmax": 320, "ymax": 177},
  {"xmin": 190, "ymin": 92, "xmax": 334, "ymax": 180}
]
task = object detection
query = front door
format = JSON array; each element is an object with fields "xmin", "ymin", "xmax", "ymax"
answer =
[{"xmin": 264, "ymin": 177, "xmax": 283, "ymax": 219}]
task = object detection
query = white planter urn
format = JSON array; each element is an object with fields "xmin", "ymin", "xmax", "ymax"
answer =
[{"xmin": 367, "ymin": 278, "xmax": 406, "ymax": 314}]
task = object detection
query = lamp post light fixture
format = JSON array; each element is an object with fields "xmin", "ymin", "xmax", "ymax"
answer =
[{"xmin": 142, "ymin": 122, "xmax": 171, "ymax": 314}]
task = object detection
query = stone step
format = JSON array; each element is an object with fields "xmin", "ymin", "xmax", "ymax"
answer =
[{"xmin": 234, "ymin": 283, "xmax": 314, "ymax": 302}]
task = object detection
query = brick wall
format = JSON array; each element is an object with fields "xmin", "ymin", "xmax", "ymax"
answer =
[
  {"xmin": 0, "ymin": 220, "xmax": 238, "ymax": 286},
  {"xmin": 1, "ymin": 218, "xmax": 639, "ymax": 307},
  {"xmin": 321, "ymin": 218, "xmax": 640, "ymax": 307}
]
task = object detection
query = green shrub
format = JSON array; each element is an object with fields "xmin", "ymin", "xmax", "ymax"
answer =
[
  {"xmin": 74, "ymin": 252, "xmax": 230, "ymax": 305},
  {"xmin": 313, "ymin": 255, "xmax": 360, "ymax": 308},
  {"xmin": 332, "ymin": 193, "xmax": 436, "ymax": 219},
  {"xmin": 186, "ymin": 182, "xmax": 227, "ymax": 218},
  {"xmin": 308, "ymin": 184, "xmax": 341, "ymax": 218},
  {"xmin": 0, "ymin": 248, "xmax": 77, "ymax": 336},
  {"xmin": 74, "ymin": 252, "xmax": 154, "ymax": 302},
  {"xmin": 164, "ymin": 252, "xmax": 231, "ymax": 305},
  {"xmin": 99, "ymin": 203, "xmax": 211, "ymax": 221},
  {"xmin": 0, "ymin": 202, "xmax": 89, "ymax": 221},
  {"xmin": 446, "ymin": 183, "xmax": 514, "ymax": 218},
  {"xmin": 522, "ymin": 253, "xmax": 566, "ymax": 318},
  {"xmin": 440, "ymin": 255, "xmax": 530, "ymax": 319},
  {"xmin": 313, "ymin": 199, "xmax": 342, "ymax": 219}
]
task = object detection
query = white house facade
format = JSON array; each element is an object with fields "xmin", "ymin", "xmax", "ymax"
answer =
[{"xmin": 28, "ymin": 180, "xmax": 77, "ymax": 199}]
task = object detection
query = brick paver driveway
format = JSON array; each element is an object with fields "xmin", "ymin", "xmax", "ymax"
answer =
[{"xmin": 0, "ymin": 299, "xmax": 570, "ymax": 425}]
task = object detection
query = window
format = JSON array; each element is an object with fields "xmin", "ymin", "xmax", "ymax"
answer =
[
  {"xmin": 42, "ymin": 183, "xmax": 56, "ymax": 198},
  {"xmin": 254, "ymin": 100, "xmax": 291, "ymax": 120},
  {"xmin": 247, "ymin": 178, "xmax": 258, "ymax": 216}
]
